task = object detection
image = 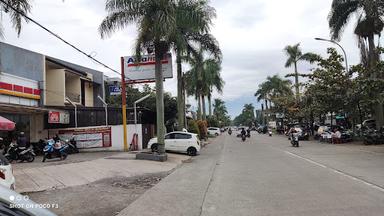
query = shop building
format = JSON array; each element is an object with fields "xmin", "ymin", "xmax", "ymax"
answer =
[{"xmin": 0, "ymin": 42, "xmax": 105, "ymax": 143}]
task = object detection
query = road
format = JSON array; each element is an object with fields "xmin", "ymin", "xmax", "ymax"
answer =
[{"xmin": 119, "ymin": 132, "xmax": 384, "ymax": 216}]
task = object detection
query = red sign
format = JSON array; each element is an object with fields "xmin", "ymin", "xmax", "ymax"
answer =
[{"xmin": 48, "ymin": 111, "xmax": 60, "ymax": 123}]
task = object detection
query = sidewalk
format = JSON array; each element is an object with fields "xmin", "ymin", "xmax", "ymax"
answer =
[
  {"xmin": 14, "ymin": 152, "xmax": 189, "ymax": 193},
  {"xmin": 117, "ymin": 135, "xmax": 225, "ymax": 216}
]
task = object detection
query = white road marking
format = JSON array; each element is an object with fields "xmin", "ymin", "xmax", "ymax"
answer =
[{"xmin": 284, "ymin": 151, "xmax": 384, "ymax": 193}]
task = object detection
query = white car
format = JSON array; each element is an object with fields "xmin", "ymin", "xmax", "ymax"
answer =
[
  {"xmin": 0, "ymin": 154, "xmax": 15, "ymax": 190},
  {"xmin": 207, "ymin": 127, "xmax": 221, "ymax": 136},
  {"xmin": 147, "ymin": 132, "xmax": 201, "ymax": 156}
]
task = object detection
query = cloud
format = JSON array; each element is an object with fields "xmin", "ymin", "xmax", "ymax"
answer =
[{"xmin": 0, "ymin": 0, "xmax": 363, "ymax": 118}]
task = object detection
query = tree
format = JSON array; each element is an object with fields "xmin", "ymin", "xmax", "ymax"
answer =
[
  {"xmin": 283, "ymin": 43, "xmax": 319, "ymax": 102},
  {"xmin": 328, "ymin": 0, "xmax": 384, "ymax": 127},
  {"xmin": 184, "ymin": 50, "xmax": 222, "ymax": 120},
  {"xmin": 233, "ymin": 104, "xmax": 256, "ymax": 127},
  {"xmin": 202, "ymin": 59, "xmax": 223, "ymax": 118},
  {"xmin": 172, "ymin": 0, "xmax": 220, "ymax": 130},
  {"xmin": 212, "ymin": 98, "xmax": 231, "ymax": 127},
  {"xmin": 99, "ymin": 0, "xmax": 207, "ymax": 155},
  {"xmin": 0, "ymin": 0, "xmax": 32, "ymax": 37},
  {"xmin": 304, "ymin": 48, "xmax": 352, "ymax": 125}
]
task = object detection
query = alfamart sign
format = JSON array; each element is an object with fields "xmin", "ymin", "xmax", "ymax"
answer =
[{"xmin": 122, "ymin": 53, "xmax": 173, "ymax": 81}]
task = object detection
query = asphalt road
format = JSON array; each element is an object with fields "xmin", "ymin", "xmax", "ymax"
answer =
[
  {"xmin": 201, "ymin": 133, "xmax": 384, "ymax": 216},
  {"xmin": 120, "ymin": 132, "xmax": 384, "ymax": 216}
]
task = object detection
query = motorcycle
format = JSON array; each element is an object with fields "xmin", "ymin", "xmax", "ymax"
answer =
[
  {"xmin": 228, "ymin": 130, "xmax": 232, "ymax": 135},
  {"xmin": 3, "ymin": 142, "xmax": 35, "ymax": 163},
  {"xmin": 42, "ymin": 139, "xmax": 69, "ymax": 162},
  {"xmin": 268, "ymin": 130, "xmax": 272, "ymax": 137},
  {"xmin": 291, "ymin": 133, "xmax": 299, "ymax": 147},
  {"xmin": 241, "ymin": 134, "xmax": 246, "ymax": 142},
  {"xmin": 65, "ymin": 138, "xmax": 79, "ymax": 154}
]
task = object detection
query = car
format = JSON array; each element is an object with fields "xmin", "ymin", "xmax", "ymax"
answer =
[
  {"xmin": 0, "ymin": 154, "xmax": 15, "ymax": 190},
  {"xmin": 207, "ymin": 127, "xmax": 221, "ymax": 136},
  {"xmin": 147, "ymin": 132, "xmax": 201, "ymax": 156},
  {"xmin": 0, "ymin": 185, "xmax": 57, "ymax": 216}
]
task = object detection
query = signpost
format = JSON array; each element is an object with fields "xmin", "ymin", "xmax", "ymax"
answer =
[
  {"xmin": 122, "ymin": 53, "xmax": 173, "ymax": 83},
  {"xmin": 109, "ymin": 85, "xmax": 121, "ymax": 96}
]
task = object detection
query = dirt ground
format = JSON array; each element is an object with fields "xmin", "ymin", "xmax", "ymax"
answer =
[{"xmin": 26, "ymin": 172, "xmax": 169, "ymax": 216}]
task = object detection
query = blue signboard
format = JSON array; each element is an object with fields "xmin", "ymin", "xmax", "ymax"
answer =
[{"xmin": 109, "ymin": 85, "xmax": 121, "ymax": 96}]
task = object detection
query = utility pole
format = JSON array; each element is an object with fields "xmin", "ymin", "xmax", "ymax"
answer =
[{"xmin": 121, "ymin": 57, "xmax": 128, "ymax": 152}]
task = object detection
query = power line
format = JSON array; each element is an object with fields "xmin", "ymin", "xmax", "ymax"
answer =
[{"xmin": 0, "ymin": 0, "xmax": 130, "ymax": 80}]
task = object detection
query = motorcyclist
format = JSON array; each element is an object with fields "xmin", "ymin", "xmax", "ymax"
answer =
[
  {"xmin": 246, "ymin": 128, "xmax": 251, "ymax": 137},
  {"xmin": 17, "ymin": 132, "xmax": 27, "ymax": 151},
  {"xmin": 241, "ymin": 128, "xmax": 246, "ymax": 137},
  {"xmin": 228, "ymin": 128, "xmax": 232, "ymax": 135}
]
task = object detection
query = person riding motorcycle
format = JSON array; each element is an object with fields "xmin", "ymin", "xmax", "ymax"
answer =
[
  {"xmin": 246, "ymin": 128, "xmax": 251, "ymax": 137},
  {"xmin": 17, "ymin": 132, "xmax": 27, "ymax": 152},
  {"xmin": 241, "ymin": 128, "xmax": 246, "ymax": 136},
  {"xmin": 228, "ymin": 128, "xmax": 232, "ymax": 135}
]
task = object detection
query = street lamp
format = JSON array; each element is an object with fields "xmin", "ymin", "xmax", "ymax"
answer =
[
  {"xmin": 314, "ymin": 37, "xmax": 349, "ymax": 73},
  {"xmin": 97, "ymin": 95, "xmax": 108, "ymax": 126},
  {"xmin": 65, "ymin": 97, "xmax": 77, "ymax": 128}
]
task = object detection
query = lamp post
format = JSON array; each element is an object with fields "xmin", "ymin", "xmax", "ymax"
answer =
[
  {"xmin": 65, "ymin": 97, "xmax": 77, "ymax": 128},
  {"xmin": 315, "ymin": 37, "xmax": 349, "ymax": 73},
  {"xmin": 97, "ymin": 95, "xmax": 108, "ymax": 126}
]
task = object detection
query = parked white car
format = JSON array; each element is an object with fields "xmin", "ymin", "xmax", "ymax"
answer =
[
  {"xmin": 207, "ymin": 127, "xmax": 221, "ymax": 136},
  {"xmin": 0, "ymin": 154, "xmax": 15, "ymax": 190},
  {"xmin": 147, "ymin": 132, "xmax": 201, "ymax": 156}
]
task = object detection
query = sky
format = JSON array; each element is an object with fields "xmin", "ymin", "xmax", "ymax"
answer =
[{"xmin": 0, "ymin": 0, "xmax": 363, "ymax": 118}]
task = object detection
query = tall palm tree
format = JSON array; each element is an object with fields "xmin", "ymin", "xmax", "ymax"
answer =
[
  {"xmin": 0, "ymin": 0, "xmax": 32, "ymax": 37},
  {"xmin": 255, "ymin": 82, "xmax": 269, "ymax": 111},
  {"xmin": 201, "ymin": 59, "xmax": 223, "ymax": 118},
  {"xmin": 329, "ymin": 0, "xmax": 384, "ymax": 66},
  {"xmin": 283, "ymin": 43, "xmax": 319, "ymax": 102},
  {"xmin": 328, "ymin": 0, "xmax": 384, "ymax": 128},
  {"xmin": 99, "ymin": 0, "xmax": 206, "ymax": 154},
  {"xmin": 172, "ymin": 0, "xmax": 220, "ymax": 130},
  {"xmin": 265, "ymin": 75, "xmax": 293, "ymax": 99},
  {"xmin": 184, "ymin": 48, "xmax": 221, "ymax": 120}
]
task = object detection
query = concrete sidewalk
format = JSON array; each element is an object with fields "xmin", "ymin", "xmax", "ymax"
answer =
[
  {"xmin": 14, "ymin": 152, "xmax": 189, "ymax": 193},
  {"xmin": 117, "ymin": 135, "xmax": 225, "ymax": 216}
]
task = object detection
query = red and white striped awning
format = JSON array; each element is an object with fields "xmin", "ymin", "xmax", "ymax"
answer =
[{"xmin": 0, "ymin": 116, "xmax": 15, "ymax": 131}]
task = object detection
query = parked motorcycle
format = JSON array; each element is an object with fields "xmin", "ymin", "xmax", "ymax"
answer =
[
  {"xmin": 65, "ymin": 138, "xmax": 79, "ymax": 154},
  {"xmin": 363, "ymin": 129, "xmax": 384, "ymax": 145},
  {"xmin": 3, "ymin": 142, "xmax": 35, "ymax": 163},
  {"xmin": 241, "ymin": 134, "xmax": 246, "ymax": 142},
  {"xmin": 42, "ymin": 139, "xmax": 69, "ymax": 162},
  {"xmin": 291, "ymin": 133, "xmax": 299, "ymax": 147}
]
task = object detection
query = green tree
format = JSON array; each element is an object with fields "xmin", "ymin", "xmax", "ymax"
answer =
[
  {"xmin": 283, "ymin": 43, "xmax": 319, "ymax": 102},
  {"xmin": 202, "ymin": 59, "xmax": 224, "ymax": 118},
  {"xmin": 328, "ymin": 0, "xmax": 384, "ymax": 127},
  {"xmin": 99, "ymin": 0, "xmax": 210, "ymax": 155},
  {"xmin": 0, "ymin": 0, "xmax": 32, "ymax": 37},
  {"xmin": 173, "ymin": 0, "xmax": 220, "ymax": 130},
  {"xmin": 212, "ymin": 98, "xmax": 231, "ymax": 127},
  {"xmin": 233, "ymin": 104, "xmax": 255, "ymax": 127},
  {"xmin": 305, "ymin": 48, "xmax": 352, "ymax": 125}
]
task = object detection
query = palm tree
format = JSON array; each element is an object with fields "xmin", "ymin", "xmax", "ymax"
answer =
[
  {"xmin": 173, "ymin": 1, "xmax": 220, "ymax": 130},
  {"xmin": 329, "ymin": 0, "xmax": 384, "ymax": 66},
  {"xmin": 328, "ymin": 0, "xmax": 384, "ymax": 128},
  {"xmin": 184, "ymin": 48, "xmax": 221, "ymax": 120},
  {"xmin": 0, "ymin": 0, "xmax": 32, "ymax": 37},
  {"xmin": 283, "ymin": 43, "xmax": 319, "ymax": 102},
  {"xmin": 99, "ymin": 0, "xmax": 206, "ymax": 155},
  {"xmin": 265, "ymin": 75, "xmax": 293, "ymax": 99},
  {"xmin": 201, "ymin": 59, "xmax": 223, "ymax": 118},
  {"xmin": 255, "ymin": 82, "xmax": 269, "ymax": 111}
]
